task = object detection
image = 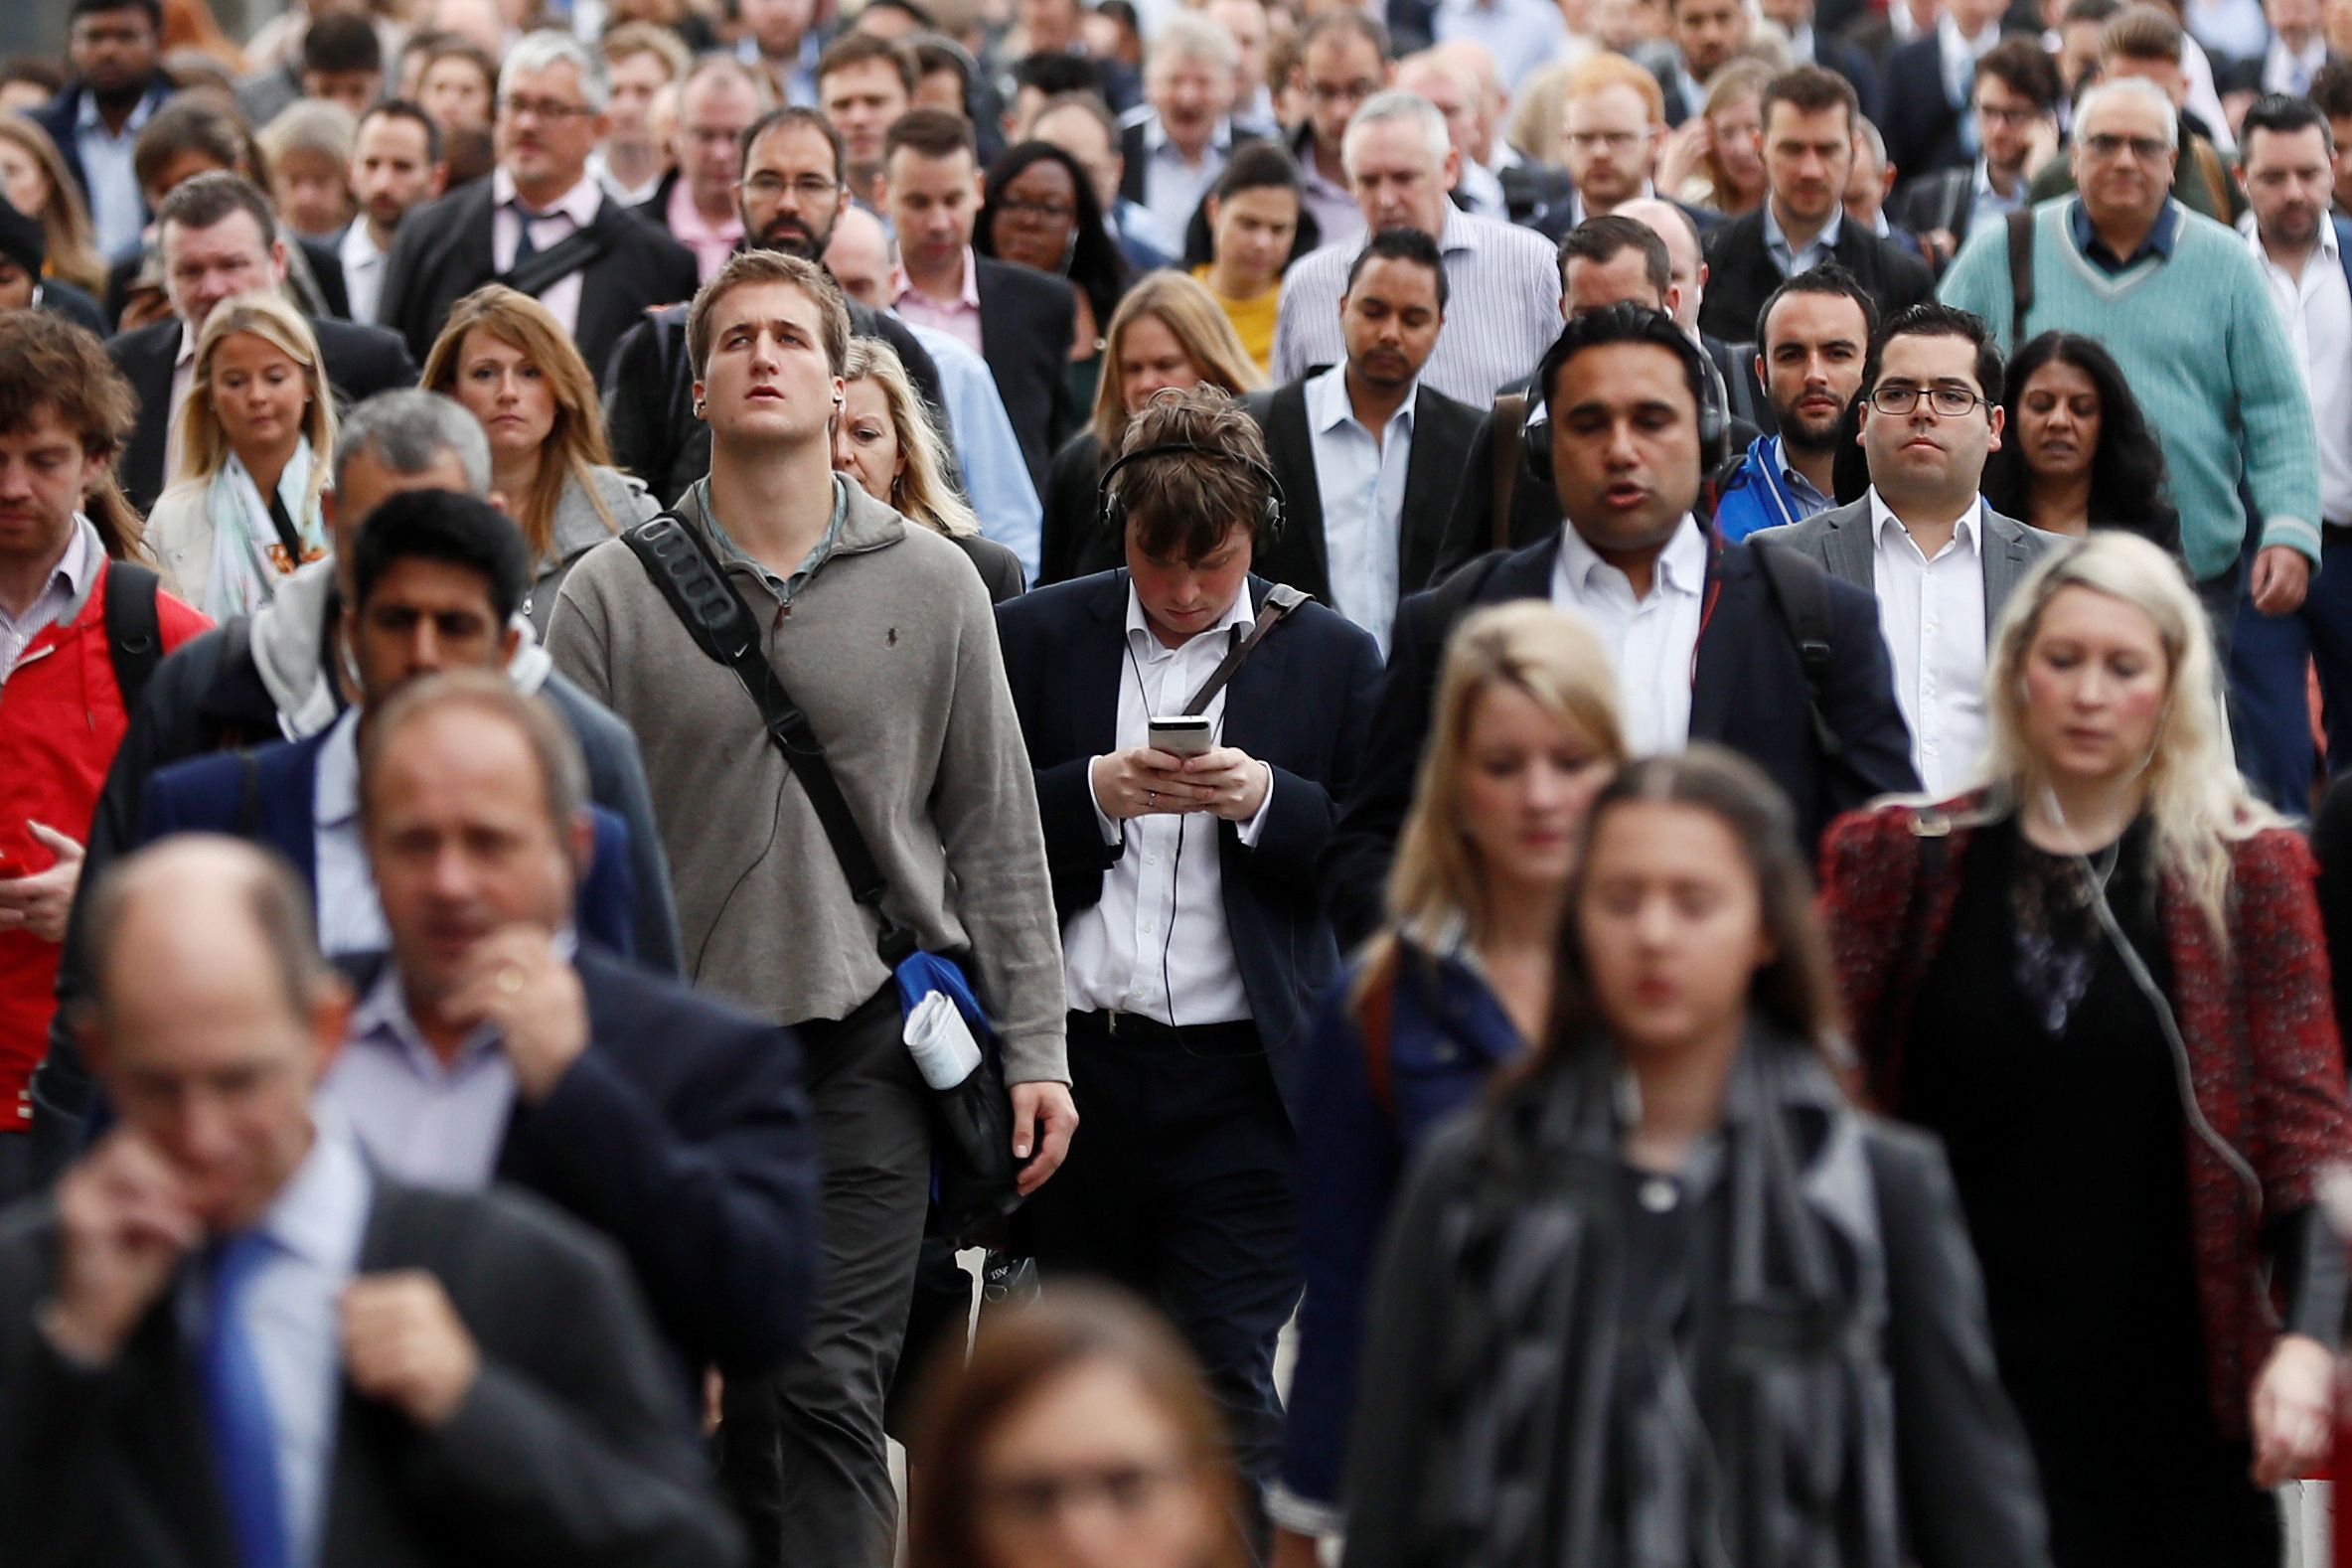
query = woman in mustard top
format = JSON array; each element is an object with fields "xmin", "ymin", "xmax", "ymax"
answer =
[{"xmin": 1191, "ymin": 143, "xmax": 1309, "ymax": 379}]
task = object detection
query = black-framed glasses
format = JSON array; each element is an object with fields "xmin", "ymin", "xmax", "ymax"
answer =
[
  {"xmin": 1869, "ymin": 384, "xmax": 1989, "ymax": 417},
  {"xmin": 2081, "ymin": 132, "xmax": 2171, "ymax": 163},
  {"xmin": 498, "ymin": 94, "xmax": 597, "ymax": 122},
  {"xmin": 739, "ymin": 173, "xmax": 839, "ymax": 202},
  {"xmin": 1971, "ymin": 101, "xmax": 2041, "ymax": 126}
]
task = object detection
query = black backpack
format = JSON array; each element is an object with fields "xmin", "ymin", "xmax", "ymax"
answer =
[{"xmin": 101, "ymin": 561, "xmax": 163, "ymax": 713}]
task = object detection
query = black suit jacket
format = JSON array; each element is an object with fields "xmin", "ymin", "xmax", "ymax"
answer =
[
  {"xmin": 1240, "ymin": 378, "xmax": 1483, "ymax": 611},
  {"xmin": 1879, "ymin": 34, "xmax": 1979, "ymax": 184},
  {"xmin": 338, "ymin": 946, "xmax": 820, "ymax": 1380},
  {"xmin": 1697, "ymin": 208, "xmax": 1935, "ymax": 346},
  {"xmin": 375, "ymin": 177, "xmax": 700, "ymax": 385},
  {"xmin": 995, "ymin": 571, "xmax": 1383, "ymax": 1119},
  {"xmin": 0, "ymin": 1177, "xmax": 743, "ymax": 1568},
  {"xmin": 1323, "ymin": 530, "xmax": 1919, "ymax": 944},
  {"xmin": 109, "ymin": 315, "xmax": 420, "ymax": 516},
  {"xmin": 33, "ymin": 76, "xmax": 174, "ymax": 222},
  {"xmin": 976, "ymin": 254, "xmax": 1077, "ymax": 495}
]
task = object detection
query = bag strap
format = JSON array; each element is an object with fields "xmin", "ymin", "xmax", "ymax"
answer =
[
  {"xmin": 1357, "ymin": 948, "xmax": 1398, "ymax": 1121},
  {"xmin": 101, "ymin": 560, "xmax": 162, "ymax": 715},
  {"xmin": 1749, "ymin": 538, "xmax": 1877, "ymax": 802},
  {"xmin": 234, "ymin": 749, "xmax": 261, "ymax": 839},
  {"xmin": 2005, "ymin": 208, "xmax": 2035, "ymax": 350},
  {"xmin": 620, "ymin": 513, "xmax": 916, "ymax": 965},
  {"xmin": 1490, "ymin": 392, "xmax": 1527, "ymax": 554},
  {"xmin": 499, "ymin": 225, "xmax": 616, "ymax": 299},
  {"xmin": 1180, "ymin": 582, "xmax": 1306, "ymax": 715}
]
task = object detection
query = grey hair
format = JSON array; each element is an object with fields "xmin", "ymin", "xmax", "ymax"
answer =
[
  {"xmin": 332, "ymin": 390, "xmax": 492, "ymax": 497},
  {"xmin": 258, "ymin": 98, "xmax": 359, "ymax": 165},
  {"xmin": 2075, "ymin": 75, "xmax": 2179, "ymax": 148},
  {"xmin": 501, "ymin": 29, "xmax": 611, "ymax": 112},
  {"xmin": 359, "ymin": 670, "xmax": 590, "ymax": 840},
  {"xmin": 1149, "ymin": 10, "xmax": 1238, "ymax": 73},
  {"xmin": 1343, "ymin": 87, "xmax": 1453, "ymax": 176}
]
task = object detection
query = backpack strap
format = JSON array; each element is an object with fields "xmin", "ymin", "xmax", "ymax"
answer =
[
  {"xmin": 101, "ymin": 561, "xmax": 162, "ymax": 715},
  {"xmin": 1181, "ymin": 583, "xmax": 1306, "ymax": 714},
  {"xmin": 498, "ymin": 225, "xmax": 617, "ymax": 299},
  {"xmin": 2005, "ymin": 208, "xmax": 2035, "ymax": 350},
  {"xmin": 1749, "ymin": 538, "xmax": 1878, "ymax": 802},
  {"xmin": 1356, "ymin": 946, "xmax": 1399, "ymax": 1121},
  {"xmin": 1489, "ymin": 392, "xmax": 1528, "ymax": 554}
]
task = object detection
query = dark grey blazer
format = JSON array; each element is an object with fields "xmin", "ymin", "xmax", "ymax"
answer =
[
  {"xmin": 1768, "ymin": 497, "xmax": 2065, "ymax": 634},
  {"xmin": 0, "ymin": 1177, "xmax": 743, "ymax": 1568}
]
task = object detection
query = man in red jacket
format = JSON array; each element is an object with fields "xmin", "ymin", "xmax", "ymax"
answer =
[{"xmin": 0, "ymin": 312, "xmax": 207, "ymax": 1191}]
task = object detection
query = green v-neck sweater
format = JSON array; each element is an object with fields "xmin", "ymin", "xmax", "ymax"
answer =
[{"xmin": 1941, "ymin": 198, "xmax": 2319, "ymax": 583}]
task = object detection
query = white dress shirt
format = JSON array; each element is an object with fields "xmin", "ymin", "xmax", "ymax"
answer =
[
  {"xmin": 338, "ymin": 220, "xmax": 389, "ymax": 328},
  {"xmin": 324, "ymin": 959, "xmax": 532, "ymax": 1189},
  {"xmin": 0, "ymin": 515, "xmax": 98, "ymax": 687},
  {"xmin": 2244, "ymin": 214, "xmax": 2352, "ymax": 527},
  {"xmin": 1549, "ymin": 513, "xmax": 1708, "ymax": 755},
  {"xmin": 491, "ymin": 168, "xmax": 605, "ymax": 339},
  {"xmin": 1305, "ymin": 362, "xmax": 1414, "ymax": 656},
  {"xmin": 2264, "ymin": 33, "xmax": 2331, "ymax": 96},
  {"xmin": 1064, "ymin": 584, "xmax": 1275, "ymax": 1026},
  {"xmin": 1867, "ymin": 489, "xmax": 1988, "ymax": 794},
  {"xmin": 312, "ymin": 708, "xmax": 392, "ymax": 957}
]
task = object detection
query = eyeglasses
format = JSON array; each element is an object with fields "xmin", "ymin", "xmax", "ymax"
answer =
[
  {"xmin": 2081, "ymin": 132, "xmax": 2171, "ymax": 162},
  {"xmin": 1971, "ymin": 101, "xmax": 2041, "ymax": 126},
  {"xmin": 997, "ymin": 197, "xmax": 1076, "ymax": 225},
  {"xmin": 498, "ymin": 94, "xmax": 597, "ymax": 122},
  {"xmin": 739, "ymin": 173, "xmax": 840, "ymax": 202},
  {"xmin": 1868, "ymin": 384, "xmax": 1989, "ymax": 417}
]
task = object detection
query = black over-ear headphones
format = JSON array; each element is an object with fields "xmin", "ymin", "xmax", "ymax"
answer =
[
  {"xmin": 1097, "ymin": 441, "xmax": 1288, "ymax": 550},
  {"xmin": 1522, "ymin": 305, "xmax": 1730, "ymax": 487}
]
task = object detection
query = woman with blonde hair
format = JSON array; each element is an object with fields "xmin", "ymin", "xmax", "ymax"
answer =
[
  {"xmin": 1820, "ymin": 532, "xmax": 2352, "ymax": 1567},
  {"xmin": 146, "ymin": 291, "xmax": 338, "ymax": 617},
  {"xmin": 835, "ymin": 336, "xmax": 1027, "ymax": 604},
  {"xmin": 0, "ymin": 117, "xmax": 106, "ymax": 294},
  {"xmin": 1037, "ymin": 270, "xmax": 1262, "ymax": 584},
  {"xmin": 423, "ymin": 285, "xmax": 659, "ymax": 632},
  {"xmin": 1272, "ymin": 602, "xmax": 1629, "ymax": 1568},
  {"xmin": 1660, "ymin": 58, "xmax": 1772, "ymax": 217}
]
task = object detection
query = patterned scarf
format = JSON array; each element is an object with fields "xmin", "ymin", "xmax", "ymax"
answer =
[{"xmin": 201, "ymin": 438, "xmax": 325, "ymax": 618}]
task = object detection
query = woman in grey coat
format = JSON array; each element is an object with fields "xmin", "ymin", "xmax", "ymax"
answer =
[{"xmin": 1338, "ymin": 748, "xmax": 2054, "ymax": 1568}]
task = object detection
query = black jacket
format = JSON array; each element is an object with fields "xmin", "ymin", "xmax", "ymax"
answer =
[
  {"xmin": 108, "ymin": 315, "xmax": 418, "ymax": 515},
  {"xmin": 0, "ymin": 1178, "xmax": 743, "ymax": 1568},
  {"xmin": 375, "ymin": 176, "xmax": 699, "ymax": 384},
  {"xmin": 1878, "ymin": 33, "xmax": 1991, "ymax": 185},
  {"xmin": 974, "ymin": 254, "xmax": 1078, "ymax": 495},
  {"xmin": 1697, "ymin": 207, "xmax": 1936, "ymax": 346},
  {"xmin": 1240, "ymin": 377, "xmax": 1483, "ymax": 610},
  {"xmin": 996, "ymin": 570, "xmax": 1383, "ymax": 1116},
  {"xmin": 337, "ymin": 947, "xmax": 820, "ymax": 1380},
  {"xmin": 32, "ymin": 75, "xmax": 174, "ymax": 225},
  {"xmin": 1038, "ymin": 430, "xmax": 1111, "ymax": 586},
  {"xmin": 1322, "ymin": 529, "xmax": 1919, "ymax": 945}
]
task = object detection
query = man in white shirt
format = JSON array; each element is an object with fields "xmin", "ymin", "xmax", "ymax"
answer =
[
  {"xmin": 1285, "ymin": 11, "xmax": 1392, "ymax": 246},
  {"xmin": 341, "ymin": 101, "xmax": 447, "ymax": 328},
  {"xmin": 1769, "ymin": 302, "xmax": 2063, "ymax": 791},
  {"xmin": 1126, "ymin": 12, "xmax": 1255, "ymax": 241},
  {"xmin": 2231, "ymin": 94, "xmax": 2352, "ymax": 803}
]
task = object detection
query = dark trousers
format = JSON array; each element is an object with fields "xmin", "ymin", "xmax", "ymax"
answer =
[
  {"xmin": 1022, "ymin": 1011, "xmax": 1301, "ymax": 1490},
  {"xmin": 2231, "ymin": 528, "xmax": 2352, "ymax": 813},
  {"xmin": 718, "ymin": 984, "xmax": 931, "ymax": 1568}
]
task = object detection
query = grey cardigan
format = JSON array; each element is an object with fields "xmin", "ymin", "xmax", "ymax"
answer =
[{"xmin": 548, "ymin": 476, "xmax": 1068, "ymax": 1082}]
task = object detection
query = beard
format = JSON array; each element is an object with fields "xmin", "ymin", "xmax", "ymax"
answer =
[{"xmin": 750, "ymin": 214, "xmax": 835, "ymax": 261}]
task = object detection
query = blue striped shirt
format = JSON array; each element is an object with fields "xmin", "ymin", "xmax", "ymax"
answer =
[{"xmin": 1271, "ymin": 205, "xmax": 1561, "ymax": 405}]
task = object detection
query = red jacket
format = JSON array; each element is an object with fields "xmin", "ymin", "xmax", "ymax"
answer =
[
  {"xmin": 1818, "ymin": 796, "xmax": 2352, "ymax": 1439},
  {"xmin": 1, "ymin": 560, "xmax": 209, "ymax": 1127}
]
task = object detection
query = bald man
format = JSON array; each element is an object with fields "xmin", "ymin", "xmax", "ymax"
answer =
[
  {"xmin": 0, "ymin": 838, "xmax": 740, "ymax": 1568},
  {"xmin": 1621, "ymin": 194, "xmax": 1769, "ymax": 432}
]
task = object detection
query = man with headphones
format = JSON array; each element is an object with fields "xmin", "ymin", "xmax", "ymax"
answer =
[
  {"xmin": 995, "ymin": 386, "xmax": 1384, "ymax": 1522},
  {"xmin": 1325, "ymin": 303, "xmax": 1921, "ymax": 946}
]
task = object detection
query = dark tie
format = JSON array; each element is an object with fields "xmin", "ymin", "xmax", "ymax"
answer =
[
  {"xmin": 200, "ymin": 1232, "xmax": 290, "ymax": 1568},
  {"xmin": 511, "ymin": 202, "xmax": 552, "ymax": 268}
]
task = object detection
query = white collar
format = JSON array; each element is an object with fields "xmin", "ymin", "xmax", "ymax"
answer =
[
  {"xmin": 248, "ymin": 1107, "xmax": 373, "ymax": 1274},
  {"xmin": 1558, "ymin": 511, "xmax": 1707, "ymax": 598},
  {"xmin": 314, "ymin": 706, "xmax": 362, "ymax": 830},
  {"xmin": 1143, "ymin": 112, "xmax": 1234, "ymax": 159},
  {"xmin": 339, "ymin": 219, "xmax": 384, "ymax": 267},
  {"xmin": 2240, "ymin": 208, "xmax": 2340, "ymax": 262},
  {"xmin": 1866, "ymin": 486, "xmax": 1983, "ymax": 554},
  {"xmin": 1123, "ymin": 575, "xmax": 1256, "ymax": 657},
  {"xmin": 1938, "ymin": 13, "xmax": 2000, "ymax": 58},
  {"xmin": 492, "ymin": 166, "xmax": 603, "ymax": 226},
  {"xmin": 1308, "ymin": 359, "xmax": 1418, "ymax": 437}
]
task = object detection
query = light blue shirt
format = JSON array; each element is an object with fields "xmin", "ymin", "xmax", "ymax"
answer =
[
  {"xmin": 736, "ymin": 32, "xmax": 820, "ymax": 105},
  {"xmin": 1763, "ymin": 202, "xmax": 1843, "ymax": 277},
  {"xmin": 905, "ymin": 321, "xmax": 1043, "ymax": 583},
  {"xmin": 1305, "ymin": 362, "xmax": 1413, "ymax": 657},
  {"xmin": 1432, "ymin": 0, "xmax": 1571, "ymax": 89},
  {"xmin": 76, "ymin": 89, "xmax": 153, "ymax": 260},
  {"xmin": 183, "ymin": 1115, "xmax": 373, "ymax": 1568},
  {"xmin": 1129, "ymin": 109, "xmax": 1244, "ymax": 248},
  {"xmin": 1965, "ymin": 158, "xmax": 2026, "ymax": 241},
  {"xmin": 311, "ymin": 709, "xmax": 390, "ymax": 958}
]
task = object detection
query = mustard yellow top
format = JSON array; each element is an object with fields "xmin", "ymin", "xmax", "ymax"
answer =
[{"xmin": 1193, "ymin": 265, "xmax": 1280, "ymax": 379}]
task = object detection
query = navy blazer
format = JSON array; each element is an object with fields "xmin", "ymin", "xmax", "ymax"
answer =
[
  {"xmin": 1322, "ymin": 530, "xmax": 1920, "ymax": 946},
  {"xmin": 135, "ymin": 731, "xmax": 642, "ymax": 960},
  {"xmin": 336, "ymin": 947, "xmax": 820, "ymax": 1380},
  {"xmin": 995, "ymin": 570, "xmax": 1384, "ymax": 1121},
  {"xmin": 33, "ymin": 75, "xmax": 175, "ymax": 232}
]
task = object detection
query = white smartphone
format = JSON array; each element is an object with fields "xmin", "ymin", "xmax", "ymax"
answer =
[{"xmin": 1147, "ymin": 714, "xmax": 1213, "ymax": 757}]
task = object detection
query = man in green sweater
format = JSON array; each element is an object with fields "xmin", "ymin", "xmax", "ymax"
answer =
[{"xmin": 1943, "ymin": 75, "xmax": 2319, "ymax": 643}]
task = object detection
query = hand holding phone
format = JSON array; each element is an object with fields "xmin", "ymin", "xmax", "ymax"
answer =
[{"xmin": 1146, "ymin": 715, "xmax": 1212, "ymax": 758}]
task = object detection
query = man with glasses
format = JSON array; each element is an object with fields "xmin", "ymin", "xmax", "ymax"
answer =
[
  {"xmin": 1765, "ymin": 303, "xmax": 2062, "ymax": 791},
  {"xmin": 1890, "ymin": 40, "xmax": 2060, "ymax": 270},
  {"xmin": 377, "ymin": 29, "xmax": 699, "ymax": 380},
  {"xmin": 1943, "ymin": 76, "xmax": 2318, "ymax": 653},
  {"xmin": 1286, "ymin": 11, "xmax": 1392, "ymax": 246},
  {"xmin": 638, "ymin": 56, "xmax": 766, "ymax": 282}
]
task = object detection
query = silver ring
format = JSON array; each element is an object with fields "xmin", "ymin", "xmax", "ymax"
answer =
[
  {"xmin": 497, "ymin": 967, "xmax": 525, "ymax": 996},
  {"xmin": 1148, "ymin": 790, "xmax": 1159, "ymax": 807}
]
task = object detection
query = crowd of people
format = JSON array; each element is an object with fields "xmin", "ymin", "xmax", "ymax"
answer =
[{"xmin": 6, "ymin": 0, "xmax": 2352, "ymax": 1561}]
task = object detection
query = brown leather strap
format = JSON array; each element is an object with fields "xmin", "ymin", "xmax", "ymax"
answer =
[
  {"xmin": 1358, "ymin": 947, "xmax": 1398, "ymax": 1119},
  {"xmin": 1490, "ymin": 392, "xmax": 1528, "ymax": 554},
  {"xmin": 2005, "ymin": 208, "xmax": 2035, "ymax": 349}
]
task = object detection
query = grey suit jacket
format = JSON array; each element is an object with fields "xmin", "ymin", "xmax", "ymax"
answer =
[{"xmin": 1768, "ymin": 496, "xmax": 2064, "ymax": 635}]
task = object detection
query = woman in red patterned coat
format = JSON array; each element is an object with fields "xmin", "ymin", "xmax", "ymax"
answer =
[{"xmin": 1818, "ymin": 531, "xmax": 2351, "ymax": 1568}]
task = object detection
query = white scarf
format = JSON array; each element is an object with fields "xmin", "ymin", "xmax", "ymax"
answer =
[{"xmin": 202, "ymin": 438, "xmax": 323, "ymax": 619}]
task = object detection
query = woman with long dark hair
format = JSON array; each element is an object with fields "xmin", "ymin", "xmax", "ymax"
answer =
[
  {"xmin": 1186, "ymin": 143, "xmax": 1312, "ymax": 379},
  {"xmin": 1979, "ymin": 331, "xmax": 2182, "ymax": 557},
  {"xmin": 979, "ymin": 140, "xmax": 1131, "ymax": 431},
  {"xmin": 1342, "ymin": 746, "xmax": 2052, "ymax": 1568}
]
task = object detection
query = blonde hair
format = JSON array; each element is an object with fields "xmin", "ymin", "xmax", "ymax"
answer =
[
  {"xmin": 842, "ymin": 336, "xmax": 979, "ymax": 538},
  {"xmin": 422, "ymin": 285, "xmax": 620, "ymax": 561},
  {"xmin": 171, "ymin": 290, "xmax": 338, "ymax": 529},
  {"xmin": 1968, "ymin": 531, "xmax": 2274, "ymax": 937},
  {"xmin": 1090, "ymin": 271, "xmax": 1263, "ymax": 450},
  {"xmin": 0, "ymin": 118, "xmax": 105, "ymax": 293},
  {"xmin": 1378, "ymin": 602, "xmax": 1628, "ymax": 957}
]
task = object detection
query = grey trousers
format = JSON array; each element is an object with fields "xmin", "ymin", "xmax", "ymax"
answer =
[{"xmin": 722, "ymin": 984, "xmax": 932, "ymax": 1568}]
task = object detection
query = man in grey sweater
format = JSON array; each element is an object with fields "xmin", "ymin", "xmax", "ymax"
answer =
[{"xmin": 548, "ymin": 250, "xmax": 1074, "ymax": 1568}]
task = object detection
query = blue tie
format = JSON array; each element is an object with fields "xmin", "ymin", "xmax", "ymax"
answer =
[
  {"xmin": 200, "ymin": 1232, "xmax": 291, "ymax": 1568},
  {"xmin": 511, "ymin": 202, "xmax": 550, "ymax": 268}
]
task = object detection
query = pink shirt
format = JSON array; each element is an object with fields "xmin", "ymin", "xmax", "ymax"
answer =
[
  {"xmin": 667, "ymin": 178, "xmax": 744, "ymax": 284},
  {"xmin": 891, "ymin": 247, "xmax": 983, "ymax": 355}
]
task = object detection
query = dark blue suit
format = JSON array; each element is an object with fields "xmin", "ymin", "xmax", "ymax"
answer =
[
  {"xmin": 337, "ymin": 946, "xmax": 821, "ymax": 1384},
  {"xmin": 1323, "ymin": 529, "xmax": 1920, "ymax": 946},
  {"xmin": 995, "ymin": 569, "xmax": 1382, "ymax": 1495},
  {"xmin": 136, "ymin": 732, "xmax": 642, "ymax": 959}
]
